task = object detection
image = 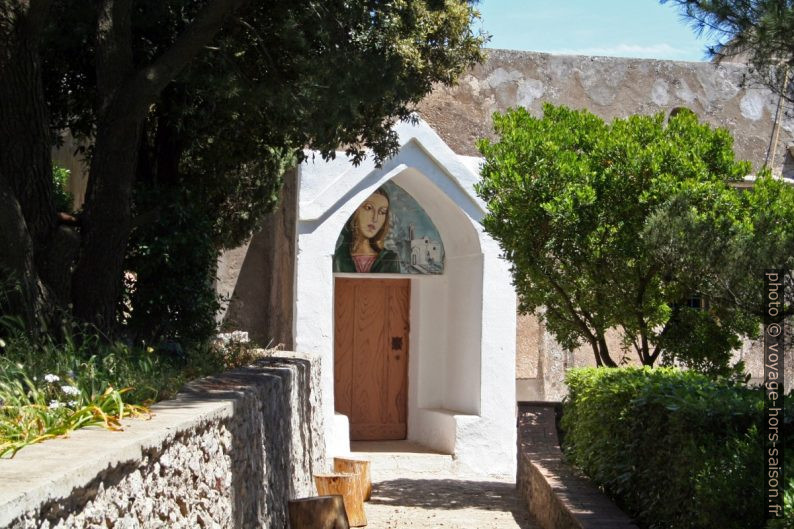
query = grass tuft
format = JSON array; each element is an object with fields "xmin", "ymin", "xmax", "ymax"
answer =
[{"xmin": 0, "ymin": 317, "xmax": 266, "ymax": 457}]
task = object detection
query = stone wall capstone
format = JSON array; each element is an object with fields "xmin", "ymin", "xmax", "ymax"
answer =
[{"xmin": 0, "ymin": 352, "xmax": 325, "ymax": 529}]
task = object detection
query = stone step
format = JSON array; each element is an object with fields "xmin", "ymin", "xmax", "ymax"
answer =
[{"xmin": 349, "ymin": 440, "xmax": 454, "ymax": 478}]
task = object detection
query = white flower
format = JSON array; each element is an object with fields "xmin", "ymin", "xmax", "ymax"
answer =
[
  {"xmin": 60, "ymin": 385, "xmax": 80, "ymax": 396},
  {"xmin": 68, "ymin": 400, "xmax": 78, "ymax": 407},
  {"xmin": 48, "ymin": 400, "xmax": 63, "ymax": 409},
  {"xmin": 0, "ymin": 338, "xmax": 5, "ymax": 348},
  {"xmin": 44, "ymin": 374, "xmax": 60, "ymax": 383},
  {"xmin": 215, "ymin": 330, "xmax": 250, "ymax": 345}
]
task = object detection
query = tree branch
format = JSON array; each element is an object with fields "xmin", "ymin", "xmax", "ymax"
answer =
[
  {"xmin": 544, "ymin": 272, "xmax": 599, "ymax": 344},
  {"xmin": 127, "ymin": 0, "xmax": 249, "ymax": 110},
  {"xmin": 96, "ymin": 0, "xmax": 133, "ymax": 114}
]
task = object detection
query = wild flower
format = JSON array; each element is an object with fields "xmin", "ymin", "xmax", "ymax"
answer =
[
  {"xmin": 67, "ymin": 400, "xmax": 78, "ymax": 407},
  {"xmin": 48, "ymin": 400, "xmax": 63, "ymax": 409},
  {"xmin": 44, "ymin": 374, "xmax": 60, "ymax": 383},
  {"xmin": 60, "ymin": 386, "xmax": 80, "ymax": 396}
]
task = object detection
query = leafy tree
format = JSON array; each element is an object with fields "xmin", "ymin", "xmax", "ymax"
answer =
[
  {"xmin": 0, "ymin": 0, "xmax": 485, "ymax": 335},
  {"xmin": 476, "ymin": 104, "xmax": 776, "ymax": 371},
  {"xmin": 663, "ymin": 0, "xmax": 794, "ymax": 101},
  {"xmin": 645, "ymin": 171, "xmax": 794, "ymax": 364}
]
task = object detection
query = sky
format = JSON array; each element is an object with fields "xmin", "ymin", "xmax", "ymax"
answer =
[{"xmin": 476, "ymin": 0, "xmax": 717, "ymax": 62}]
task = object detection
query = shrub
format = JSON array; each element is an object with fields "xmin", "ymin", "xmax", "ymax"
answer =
[
  {"xmin": 562, "ymin": 367, "xmax": 768, "ymax": 529},
  {"xmin": 122, "ymin": 194, "xmax": 221, "ymax": 346},
  {"xmin": 52, "ymin": 164, "xmax": 73, "ymax": 213}
]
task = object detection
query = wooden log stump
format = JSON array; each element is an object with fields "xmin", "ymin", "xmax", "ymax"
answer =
[
  {"xmin": 314, "ymin": 473, "xmax": 367, "ymax": 527},
  {"xmin": 333, "ymin": 457, "xmax": 372, "ymax": 502},
  {"xmin": 288, "ymin": 495, "xmax": 350, "ymax": 529}
]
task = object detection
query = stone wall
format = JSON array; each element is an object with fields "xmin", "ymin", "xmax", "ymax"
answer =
[
  {"xmin": 0, "ymin": 353, "xmax": 325, "ymax": 529},
  {"xmin": 419, "ymin": 49, "xmax": 794, "ymax": 176},
  {"xmin": 420, "ymin": 49, "xmax": 794, "ymax": 400},
  {"xmin": 517, "ymin": 403, "xmax": 638, "ymax": 529},
  {"xmin": 216, "ymin": 169, "xmax": 298, "ymax": 350}
]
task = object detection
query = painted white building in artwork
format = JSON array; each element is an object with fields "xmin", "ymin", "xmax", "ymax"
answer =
[
  {"xmin": 409, "ymin": 235, "xmax": 443, "ymax": 272},
  {"xmin": 293, "ymin": 118, "xmax": 517, "ymax": 477}
]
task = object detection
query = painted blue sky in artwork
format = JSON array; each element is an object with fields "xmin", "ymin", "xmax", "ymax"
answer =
[
  {"xmin": 475, "ymin": 0, "xmax": 716, "ymax": 62},
  {"xmin": 381, "ymin": 181, "xmax": 444, "ymax": 273}
]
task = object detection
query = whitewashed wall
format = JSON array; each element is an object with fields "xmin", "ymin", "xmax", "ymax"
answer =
[{"xmin": 295, "ymin": 120, "xmax": 516, "ymax": 477}]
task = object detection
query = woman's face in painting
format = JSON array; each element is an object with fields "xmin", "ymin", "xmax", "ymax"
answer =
[{"xmin": 355, "ymin": 193, "xmax": 389, "ymax": 240}]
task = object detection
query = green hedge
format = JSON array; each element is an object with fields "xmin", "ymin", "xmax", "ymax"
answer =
[{"xmin": 562, "ymin": 367, "xmax": 792, "ymax": 529}]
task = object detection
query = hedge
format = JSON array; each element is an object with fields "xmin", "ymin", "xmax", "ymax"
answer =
[{"xmin": 561, "ymin": 367, "xmax": 793, "ymax": 529}]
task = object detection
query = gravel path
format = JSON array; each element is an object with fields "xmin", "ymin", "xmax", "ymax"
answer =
[{"xmin": 364, "ymin": 470, "xmax": 539, "ymax": 528}]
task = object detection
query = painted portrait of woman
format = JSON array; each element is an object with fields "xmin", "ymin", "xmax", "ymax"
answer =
[{"xmin": 333, "ymin": 188, "xmax": 401, "ymax": 273}]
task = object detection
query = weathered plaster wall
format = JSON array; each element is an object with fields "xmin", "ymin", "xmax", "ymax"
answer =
[
  {"xmin": 419, "ymin": 50, "xmax": 794, "ymax": 400},
  {"xmin": 0, "ymin": 353, "xmax": 325, "ymax": 529},
  {"xmin": 418, "ymin": 49, "xmax": 794, "ymax": 176},
  {"xmin": 516, "ymin": 314, "xmax": 541, "ymax": 379},
  {"xmin": 216, "ymin": 169, "xmax": 297, "ymax": 349}
]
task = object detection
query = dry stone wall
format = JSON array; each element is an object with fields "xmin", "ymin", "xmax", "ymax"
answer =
[{"xmin": 0, "ymin": 353, "xmax": 325, "ymax": 529}]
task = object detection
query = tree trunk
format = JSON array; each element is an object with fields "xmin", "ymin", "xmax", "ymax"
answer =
[
  {"xmin": 597, "ymin": 333, "xmax": 617, "ymax": 367},
  {"xmin": 288, "ymin": 496, "xmax": 350, "ymax": 529},
  {"xmin": 72, "ymin": 0, "xmax": 247, "ymax": 331},
  {"xmin": 314, "ymin": 474, "xmax": 367, "ymax": 527},
  {"xmin": 0, "ymin": 0, "xmax": 251, "ymax": 334},
  {"xmin": 590, "ymin": 334, "xmax": 617, "ymax": 368},
  {"xmin": 0, "ymin": 0, "xmax": 64, "ymax": 328},
  {"xmin": 590, "ymin": 339, "xmax": 603, "ymax": 367},
  {"xmin": 71, "ymin": 106, "xmax": 142, "ymax": 328},
  {"xmin": 0, "ymin": 183, "xmax": 49, "ymax": 329}
]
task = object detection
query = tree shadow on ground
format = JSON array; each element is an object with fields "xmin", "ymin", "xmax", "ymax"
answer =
[{"xmin": 370, "ymin": 478, "xmax": 537, "ymax": 529}]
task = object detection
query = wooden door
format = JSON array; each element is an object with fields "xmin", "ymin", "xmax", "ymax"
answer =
[{"xmin": 334, "ymin": 278, "xmax": 410, "ymax": 440}]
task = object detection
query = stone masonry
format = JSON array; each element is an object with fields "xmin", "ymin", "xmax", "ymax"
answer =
[{"xmin": 0, "ymin": 353, "xmax": 325, "ymax": 529}]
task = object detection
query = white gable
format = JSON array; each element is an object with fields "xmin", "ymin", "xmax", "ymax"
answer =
[{"xmin": 298, "ymin": 118, "xmax": 486, "ymax": 222}]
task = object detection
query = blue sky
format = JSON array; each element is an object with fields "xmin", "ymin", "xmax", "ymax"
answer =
[{"xmin": 476, "ymin": 0, "xmax": 715, "ymax": 62}]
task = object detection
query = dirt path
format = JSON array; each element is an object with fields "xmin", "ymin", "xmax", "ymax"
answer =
[{"xmin": 354, "ymin": 443, "xmax": 539, "ymax": 529}]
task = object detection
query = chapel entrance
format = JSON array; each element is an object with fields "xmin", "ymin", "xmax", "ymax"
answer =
[{"xmin": 334, "ymin": 277, "xmax": 410, "ymax": 441}]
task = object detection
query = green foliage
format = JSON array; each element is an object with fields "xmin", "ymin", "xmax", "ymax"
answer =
[
  {"xmin": 39, "ymin": 0, "xmax": 485, "ymax": 339},
  {"xmin": 122, "ymin": 194, "xmax": 223, "ymax": 346},
  {"xmin": 655, "ymin": 307, "xmax": 746, "ymax": 377},
  {"xmin": 664, "ymin": 0, "xmax": 794, "ymax": 101},
  {"xmin": 0, "ymin": 320, "xmax": 152, "ymax": 457},
  {"xmin": 645, "ymin": 172, "xmax": 794, "ymax": 322},
  {"xmin": 476, "ymin": 104, "xmax": 771, "ymax": 371},
  {"xmin": 0, "ymin": 317, "xmax": 265, "ymax": 457},
  {"xmin": 766, "ymin": 385, "xmax": 794, "ymax": 529},
  {"xmin": 767, "ymin": 476, "xmax": 794, "ymax": 529},
  {"xmin": 51, "ymin": 164, "xmax": 73, "ymax": 213},
  {"xmin": 562, "ymin": 367, "xmax": 768, "ymax": 529},
  {"xmin": 46, "ymin": 0, "xmax": 486, "ymax": 166}
]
